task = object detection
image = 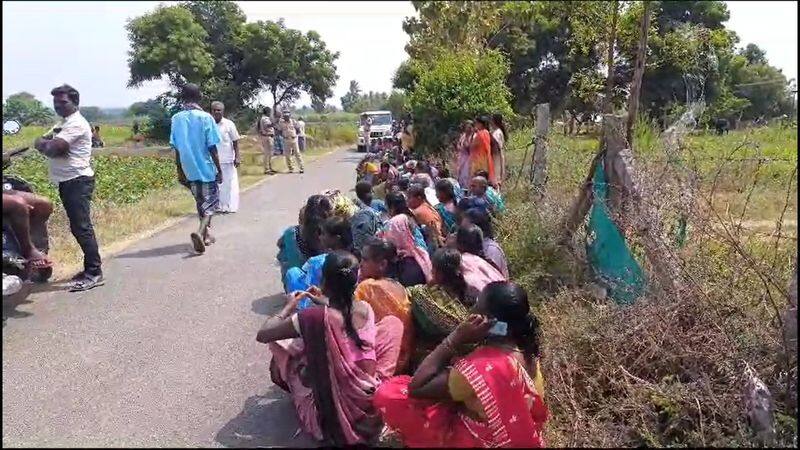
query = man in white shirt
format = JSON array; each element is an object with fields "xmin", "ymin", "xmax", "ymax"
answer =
[
  {"xmin": 34, "ymin": 84, "xmax": 103, "ymax": 291},
  {"xmin": 296, "ymin": 116, "xmax": 306, "ymax": 152},
  {"xmin": 210, "ymin": 101, "xmax": 241, "ymax": 213}
]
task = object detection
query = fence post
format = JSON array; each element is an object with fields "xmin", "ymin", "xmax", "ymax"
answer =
[
  {"xmin": 530, "ymin": 103, "xmax": 550, "ymax": 196},
  {"xmin": 602, "ymin": 114, "xmax": 685, "ymax": 299}
]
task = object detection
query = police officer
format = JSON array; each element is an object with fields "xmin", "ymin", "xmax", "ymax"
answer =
[{"xmin": 279, "ymin": 110, "xmax": 304, "ymax": 174}]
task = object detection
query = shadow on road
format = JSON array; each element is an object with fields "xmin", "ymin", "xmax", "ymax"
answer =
[
  {"xmin": 215, "ymin": 386, "xmax": 317, "ymax": 448},
  {"xmin": 2, "ymin": 283, "xmax": 33, "ymax": 326},
  {"xmin": 117, "ymin": 243, "xmax": 193, "ymax": 259},
  {"xmin": 251, "ymin": 293, "xmax": 285, "ymax": 316}
]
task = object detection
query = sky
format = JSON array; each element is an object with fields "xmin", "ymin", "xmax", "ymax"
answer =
[{"xmin": 2, "ymin": 1, "xmax": 797, "ymax": 109}]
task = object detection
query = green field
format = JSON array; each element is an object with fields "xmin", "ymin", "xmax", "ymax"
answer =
[{"xmin": 3, "ymin": 124, "xmax": 134, "ymax": 150}]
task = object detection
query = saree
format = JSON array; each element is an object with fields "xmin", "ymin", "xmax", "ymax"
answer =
[
  {"xmin": 277, "ymin": 226, "xmax": 309, "ymax": 280},
  {"xmin": 461, "ymin": 252, "xmax": 506, "ymax": 302},
  {"xmin": 408, "ymin": 284, "xmax": 470, "ymax": 340},
  {"xmin": 269, "ymin": 305, "xmax": 403, "ymax": 445},
  {"xmin": 412, "ymin": 202, "xmax": 445, "ymax": 248},
  {"xmin": 374, "ymin": 346, "xmax": 548, "ymax": 448},
  {"xmin": 483, "ymin": 238, "xmax": 509, "ymax": 279},
  {"xmin": 284, "ymin": 253, "xmax": 327, "ymax": 309},
  {"xmin": 491, "ymin": 128, "xmax": 505, "ymax": 184},
  {"xmin": 456, "ymin": 133, "xmax": 474, "ymax": 188},
  {"xmin": 486, "ymin": 187, "xmax": 506, "ymax": 214},
  {"xmin": 435, "ymin": 202, "xmax": 458, "ymax": 234},
  {"xmin": 470, "ymin": 129, "xmax": 495, "ymax": 183},
  {"xmin": 355, "ymin": 278, "xmax": 415, "ymax": 374},
  {"xmin": 380, "ymin": 215, "xmax": 433, "ymax": 282}
]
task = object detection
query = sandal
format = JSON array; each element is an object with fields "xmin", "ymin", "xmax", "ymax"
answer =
[
  {"xmin": 69, "ymin": 274, "xmax": 105, "ymax": 292},
  {"xmin": 190, "ymin": 232, "xmax": 206, "ymax": 253},
  {"xmin": 204, "ymin": 235, "xmax": 216, "ymax": 246}
]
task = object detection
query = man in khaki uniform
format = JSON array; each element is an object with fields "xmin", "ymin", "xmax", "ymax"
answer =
[
  {"xmin": 258, "ymin": 107, "xmax": 276, "ymax": 174},
  {"xmin": 279, "ymin": 110, "xmax": 304, "ymax": 173}
]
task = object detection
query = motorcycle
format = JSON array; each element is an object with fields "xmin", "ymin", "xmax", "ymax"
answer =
[{"xmin": 2, "ymin": 119, "xmax": 53, "ymax": 285}]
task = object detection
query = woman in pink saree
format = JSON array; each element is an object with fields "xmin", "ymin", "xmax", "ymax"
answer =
[
  {"xmin": 256, "ymin": 251, "xmax": 403, "ymax": 446},
  {"xmin": 374, "ymin": 281, "xmax": 548, "ymax": 448},
  {"xmin": 455, "ymin": 120, "xmax": 475, "ymax": 189},
  {"xmin": 454, "ymin": 224, "xmax": 506, "ymax": 302},
  {"xmin": 379, "ymin": 192, "xmax": 433, "ymax": 286}
]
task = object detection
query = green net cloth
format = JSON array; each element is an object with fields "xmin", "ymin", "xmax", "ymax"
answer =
[{"xmin": 585, "ymin": 159, "xmax": 647, "ymax": 305}]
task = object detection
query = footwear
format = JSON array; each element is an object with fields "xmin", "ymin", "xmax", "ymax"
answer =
[
  {"xmin": 70, "ymin": 271, "xmax": 86, "ymax": 282},
  {"xmin": 299, "ymin": 169, "xmax": 304, "ymax": 174},
  {"xmin": 190, "ymin": 232, "xmax": 206, "ymax": 253},
  {"xmin": 69, "ymin": 273, "xmax": 105, "ymax": 292}
]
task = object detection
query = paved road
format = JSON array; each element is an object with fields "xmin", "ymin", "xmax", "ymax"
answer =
[{"xmin": 2, "ymin": 148, "xmax": 361, "ymax": 447}]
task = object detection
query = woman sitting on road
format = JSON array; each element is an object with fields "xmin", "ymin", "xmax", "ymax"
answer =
[
  {"xmin": 379, "ymin": 192, "xmax": 432, "ymax": 287},
  {"xmin": 462, "ymin": 207, "xmax": 509, "ymax": 278},
  {"xmin": 455, "ymin": 224, "xmax": 505, "ymax": 302},
  {"xmin": 407, "ymin": 248, "xmax": 472, "ymax": 364},
  {"xmin": 355, "ymin": 237, "xmax": 416, "ymax": 374},
  {"xmin": 434, "ymin": 179, "xmax": 459, "ymax": 235},
  {"xmin": 407, "ymin": 184, "xmax": 445, "ymax": 250},
  {"xmin": 284, "ymin": 215, "xmax": 352, "ymax": 310},
  {"xmin": 374, "ymin": 281, "xmax": 549, "ymax": 448},
  {"xmin": 276, "ymin": 195, "xmax": 334, "ymax": 281},
  {"xmin": 257, "ymin": 251, "xmax": 404, "ymax": 446}
]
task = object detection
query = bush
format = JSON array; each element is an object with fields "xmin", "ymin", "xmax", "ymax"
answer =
[{"xmin": 407, "ymin": 50, "xmax": 513, "ymax": 155}]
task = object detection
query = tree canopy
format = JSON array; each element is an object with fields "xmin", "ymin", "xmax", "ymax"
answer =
[
  {"xmin": 2, "ymin": 92, "xmax": 55, "ymax": 126},
  {"xmin": 399, "ymin": 1, "xmax": 795, "ymax": 129},
  {"xmin": 126, "ymin": 1, "xmax": 338, "ymax": 114}
]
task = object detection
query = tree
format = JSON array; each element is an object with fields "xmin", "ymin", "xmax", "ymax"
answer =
[
  {"xmin": 385, "ymin": 91, "xmax": 409, "ymax": 118},
  {"xmin": 126, "ymin": 5, "xmax": 214, "ymax": 87},
  {"xmin": 407, "ymin": 50, "xmax": 513, "ymax": 154},
  {"xmin": 80, "ymin": 106, "xmax": 103, "ymax": 123},
  {"xmin": 340, "ymin": 80, "xmax": 362, "ymax": 112},
  {"xmin": 2, "ymin": 92, "xmax": 55, "ymax": 126},
  {"xmin": 739, "ymin": 43, "xmax": 767, "ymax": 66},
  {"xmin": 127, "ymin": 99, "xmax": 163, "ymax": 117},
  {"xmin": 237, "ymin": 20, "xmax": 339, "ymax": 114},
  {"xmin": 126, "ymin": 2, "xmax": 338, "ymax": 115}
]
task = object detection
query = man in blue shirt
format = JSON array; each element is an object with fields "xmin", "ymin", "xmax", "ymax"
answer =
[{"xmin": 170, "ymin": 83, "xmax": 222, "ymax": 254}]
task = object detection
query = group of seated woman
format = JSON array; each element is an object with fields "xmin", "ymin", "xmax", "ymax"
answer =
[{"xmin": 259, "ymin": 156, "xmax": 547, "ymax": 447}]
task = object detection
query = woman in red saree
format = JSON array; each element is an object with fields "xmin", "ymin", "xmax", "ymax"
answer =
[
  {"xmin": 257, "ymin": 251, "xmax": 403, "ymax": 446},
  {"xmin": 374, "ymin": 281, "xmax": 548, "ymax": 448},
  {"xmin": 470, "ymin": 116, "xmax": 495, "ymax": 184}
]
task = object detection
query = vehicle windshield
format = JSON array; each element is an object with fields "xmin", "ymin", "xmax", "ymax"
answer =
[{"xmin": 367, "ymin": 114, "xmax": 392, "ymax": 126}]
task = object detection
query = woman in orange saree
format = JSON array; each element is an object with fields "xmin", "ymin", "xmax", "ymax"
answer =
[
  {"xmin": 356, "ymin": 238, "xmax": 416, "ymax": 374},
  {"xmin": 470, "ymin": 116, "xmax": 495, "ymax": 184},
  {"xmin": 374, "ymin": 281, "xmax": 548, "ymax": 448}
]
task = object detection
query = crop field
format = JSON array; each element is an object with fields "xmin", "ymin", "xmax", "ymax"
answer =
[{"xmin": 2, "ymin": 124, "xmax": 135, "ymax": 150}]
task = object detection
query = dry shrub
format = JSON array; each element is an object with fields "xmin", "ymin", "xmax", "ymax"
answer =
[{"xmin": 497, "ymin": 124, "xmax": 797, "ymax": 447}]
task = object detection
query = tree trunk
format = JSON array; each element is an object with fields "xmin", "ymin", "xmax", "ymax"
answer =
[
  {"xmin": 530, "ymin": 103, "xmax": 550, "ymax": 196},
  {"xmin": 626, "ymin": 1, "xmax": 652, "ymax": 145},
  {"xmin": 603, "ymin": 0, "xmax": 620, "ymax": 114}
]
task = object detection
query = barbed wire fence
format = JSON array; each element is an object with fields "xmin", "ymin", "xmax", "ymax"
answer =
[{"xmin": 503, "ymin": 108, "xmax": 797, "ymax": 446}]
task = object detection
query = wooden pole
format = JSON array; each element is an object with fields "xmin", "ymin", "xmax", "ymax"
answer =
[
  {"xmin": 626, "ymin": 1, "xmax": 652, "ymax": 145},
  {"xmin": 530, "ymin": 103, "xmax": 550, "ymax": 195}
]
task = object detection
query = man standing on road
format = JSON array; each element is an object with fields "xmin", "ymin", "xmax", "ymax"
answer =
[
  {"xmin": 279, "ymin": 110, "xmax": 304, "ymax": 174},
  {"xmin": 210, "ymin": 101, "xmax": 241, "ymax": 213},
  {"xmin": 170, "ymin": 84, "xmax": 223, "ymax": 254},
  {"xmin": 258, "ymin": 107, "xmax": 276, "ymax": 175},
  {"xmin": 296, "ymin": 116, "xmax": 307, "ymax": 152},
  {"xmin": 34, "ymin": 84, "xmax": 103, "ymax": 291}
]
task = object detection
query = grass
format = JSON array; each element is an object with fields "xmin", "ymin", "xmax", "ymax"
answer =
[
  {"xmin": 4, "ymin": 131, "xmax": 350, "ymax": 280},
  {"xmin": 495, "ymin": 123, "xmax": 797, "ymax": 447}
]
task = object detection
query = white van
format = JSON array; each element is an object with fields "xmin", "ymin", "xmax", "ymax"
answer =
[{"xmin": 357, "ymin": 110, "xmax": 393, "ymax": 152}]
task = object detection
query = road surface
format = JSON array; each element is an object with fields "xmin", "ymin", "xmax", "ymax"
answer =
[{"xmin": 3, "ymin": 148, "xmax": 361, "ymax": 447}]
